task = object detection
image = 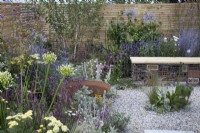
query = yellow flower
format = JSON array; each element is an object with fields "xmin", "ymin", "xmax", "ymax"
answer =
[
  {"xmin": 30, "ymin": 53, "xmax": 40, "ymax": 60},
  {"xmin": 0, "ymin": 71, "xmax": 13, "ymax": 89},
  {"xmin": 37, "ymin": 129, "xmax": 42, "ymax": 133},
  {"xmin": 61, "ymin": 125, "xmax": 68, "ymax": 132},
  {"xmin": 53, "ymin": 125, "xmax": 59, "ymax": 133},
  {"xmin": 42, "ymin": 52, "xmax": 57, "ymax": 64},
  {"xmin": 95, "ymin": 94, "xmax": 102, "ymax": 101},
  {"xmin": 25, "ymin": 110, "xmax": 32, "ymax": 117},
  {"xmin": 46, "ymin": 130, "xmax": 53, "ymax": 133},
  {"xmin": 6, "ymin": 116, "xmax": 13, "ymax": 120},
  {"xmin": 40, "ymin": 124, "xmax": 44, "ymax": 128},
  {"xmin": 27, "ymin": 60, "xmax": 33, "ymax": 65},
  {"xmin": 57, "ymin": 64, "xmax": 74, "ymax": 77},
  {"xmin": 8, "ymin": 120, "xmax": 18, "ymax": 128}
]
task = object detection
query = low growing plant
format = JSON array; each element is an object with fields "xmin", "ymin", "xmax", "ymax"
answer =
[
  {"xmin": 147, "ymin": 85, "xmax": 193, "ymax": 112},
  {"xmin": 102, "ymin": 111, "xmax": 130, "ymax": 133}
]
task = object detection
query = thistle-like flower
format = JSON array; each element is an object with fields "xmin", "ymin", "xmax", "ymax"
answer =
[
  {"xmin": 57, "ymin": 64, "xmax": 74, "ymax": 77},
  {"xmin": 0, "ymin": 71, "xmax": 13, "ymax": 89},
  {"xmin": 42, "ymin": 52, "xmax": 57, "ymax": 64}
]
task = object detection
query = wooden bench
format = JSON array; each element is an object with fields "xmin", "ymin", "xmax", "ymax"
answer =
[{"xmin": 130, "ymin": 57, "xmax": 200, "ymax": 85}]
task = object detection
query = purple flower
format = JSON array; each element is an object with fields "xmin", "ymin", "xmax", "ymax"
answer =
[
  {"xmin": 143, "ymin": 13, "xmax": 156, "ymax": 24},
  {"xmin": 41, "ymin": 34, "xmax": 46, "ymax": 42},
  {"xmin": 178, "ymin": 28, "xmax": 199, "ymax": 57},
  {"xmin": 0, "ymin": 14, "xmax": 5, "ymax": 19},
  {"xmin": 119, "ymin": 53, "xmax": 123, "ymax": 58},
  {"xmin": 125, "ymin": 9, "xmax": 138, "ymax": 20}
]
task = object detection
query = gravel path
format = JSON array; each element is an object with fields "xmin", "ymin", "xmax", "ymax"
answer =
[{"xmin": 111, "ymin": 87, "xmax": 200, "ymax": 133}]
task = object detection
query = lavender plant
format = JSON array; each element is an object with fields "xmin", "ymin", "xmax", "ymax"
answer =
[{"xmin": 178, "ymin": 28, "xmax": 200, "ymax": 57}]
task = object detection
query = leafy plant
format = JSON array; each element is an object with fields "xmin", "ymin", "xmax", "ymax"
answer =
[
  {"xmin": 31, "ymin": 0, "xmax": 105, "ymax": 61},
  {"xmin": 147, "ymin": 85, "xmax": 193, "ymax": 112},
  {"xmin": 102, "ymin": 111, "xmax": 130, "ymax": 133},
  {"xmin": 166, "ymin": 85, "xmax": 193, "ymax": 110}
]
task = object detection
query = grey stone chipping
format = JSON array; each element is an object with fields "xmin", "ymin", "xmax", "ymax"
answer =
[{"xmin": 111, "ymin": 87, "xmax": 200, "ymax": 133}]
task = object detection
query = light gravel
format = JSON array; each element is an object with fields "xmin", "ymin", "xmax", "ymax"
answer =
[{"xmin": 111, "ymin": 87, "xmax": 200, "ymax": 133}]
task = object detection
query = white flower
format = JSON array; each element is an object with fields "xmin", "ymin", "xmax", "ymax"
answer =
[
  {"xmin": 163, "ymin": 37, "xmax": 167, "ymax": 42},
  {"xmin": 187, "ymin": 49, "xmax": 191, "ymax": 54},
  {"xmin": 72, "ymin": 113, "xmax": 76, "ymax": 116},
  {"xmin": 173, "ymin": 36, "xmax": 179, "ymax": 42}
]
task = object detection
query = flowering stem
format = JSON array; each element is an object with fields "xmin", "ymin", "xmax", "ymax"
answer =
[
  {"xmin": 20, "ymin": 68, "xmax": 23, "ymax": 112},
  {"xmin": 46, "ymin": 76, "xmax": 65, "ymax": 116},
  {"xmin": 39, "ymin": 63, "xmax": 51, "ymax": 109}
]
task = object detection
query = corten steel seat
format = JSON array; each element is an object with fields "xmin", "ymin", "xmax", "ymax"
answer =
[{"xmin": 65, "ymin": 80, "xmax": 111, "ymax": 96}]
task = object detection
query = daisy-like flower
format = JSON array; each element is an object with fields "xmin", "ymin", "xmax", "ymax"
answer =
[
  {"xmin": 42, "ymin": 52, "xmax": 57, "ymax": 64},
  {"xmin": 57, "ymin": 64, "xmax": 74, "ymax": 77}
]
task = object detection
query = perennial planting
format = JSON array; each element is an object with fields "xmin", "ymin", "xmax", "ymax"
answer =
[{"xmin": 0, "ymin": 0, "xmax": 200, "ymax": 133}]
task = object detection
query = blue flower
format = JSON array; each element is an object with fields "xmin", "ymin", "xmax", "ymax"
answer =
[
  {"xmin": 0, "ymin": 14, "xmax": 5, "ymax": 19},
  {"xmin": 125, "ymin": 9, "xmax": 138, "ymax": 20},
  {"xmin": 143, "ymin": 13, "xmax": 156, "ymax": 24}
]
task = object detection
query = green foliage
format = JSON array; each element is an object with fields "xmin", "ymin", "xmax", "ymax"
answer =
[
  {"xmin": 159, "ymin": 38, "xmax": 178, "ymax": 57},
  {"xmin": 166, "ymin": 85, "xmax": 193, "ymax": 110},
  {"xmin": 32, "ymin": 0, "xmax": 105, "ymax": 60},
  {"xmin": 107, "ymin": 11, "xmax": 161, "ymax": 51},
  {"xmin": 102, "ymin": 111, "xmax": 130, "ymax": 133},
  {"xmin": 105, "ymin": 88, "xmax": 117, "ymax": 99},
  {"xmin": 107, "ymin": 21, "xmax": 127, "ymax": 49},
  {"xmin": 148, "ymin": 85, "xmax": 193, "ymax": 112},
  {"xmin": 148, "ymin": 86, "xmax": 159, "ymax": 105}
]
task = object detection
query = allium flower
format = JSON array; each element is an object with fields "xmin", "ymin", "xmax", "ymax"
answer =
[
  {"xmin": 125, "ymin": 9, "xmax": 138, "ymax": 20},
  {"xmin": 143, "ymin": 13, "xmax": 156, "ymax": 24},
  {"xmin": 57, "ymin": 64, "xmax": 74, "ymax": 77},
  {"xmin": 0, "ymin": 71, "xmax": 13, "ymax": 89},
  {"xmin": 42, "ymin": 52, "xmax": 57, "ymax": 64}
]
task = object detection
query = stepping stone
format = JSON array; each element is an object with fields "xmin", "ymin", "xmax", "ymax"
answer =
[{"xmin": 144, "ymin": 130, "xmax": 194, "ymax": 133}]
